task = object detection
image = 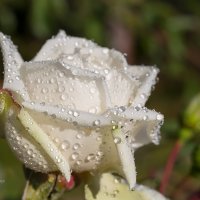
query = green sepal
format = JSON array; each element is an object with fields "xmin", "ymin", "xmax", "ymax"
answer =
[
  {"xmin": 0, "ymin": 90, "xmax": 14, "ymax": 138},
  {"xmin": 22, "ymin": 169, "xmax": 65, "ymax": 200}
]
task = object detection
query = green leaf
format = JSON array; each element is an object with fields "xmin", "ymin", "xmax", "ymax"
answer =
[{"xmin": 22, "ymin": 170, "xmax": 65, "ymax": 200}]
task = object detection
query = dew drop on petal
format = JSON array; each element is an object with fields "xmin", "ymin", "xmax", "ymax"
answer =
[
  {"xmin": 73, "ymin": 111, "xmax": 79, "ymax": 117},
  {"xmin": 156, "ymin": 114, "xmax": 163, "ymax": 121},
  {"xmin": 143, "ymin": 115, "xmax": 148, "ymax": 120},
  {"xmin": 60, "ymin": 94, "xmax": 66, "ymax": 100},
  {"xmin": 58, "ymin": 86, "xmax": 65, "ymax": 93},
  {"xmin": 76, "ymin": 133, "xmax": 82, "ymax": 139},
  {"xmin": 73, "ymin": 143, "xmax": 80, "ymax": 150},
  {"xmin": 71, "ymin": 152, "xmax": 79, "ymax": 160},
  {"xmin": 86, "ymin": 153, "xmax": 95, "ymax": 161},
  {"xmin": 60, "ymin": 140, "xmax": 70, "ymax": 150},
  {"xmin": 93, "ymin": 120, "xmax": 100, "ymax": 126},
  {"xmin": 113, "ymin": 137, "xmax": 121, "ymax": 144}
]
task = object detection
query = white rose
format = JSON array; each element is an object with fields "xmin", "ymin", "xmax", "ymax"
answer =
[{"xmin": 0, "ymin": 31, "xmax": 163, "ymax": 189}]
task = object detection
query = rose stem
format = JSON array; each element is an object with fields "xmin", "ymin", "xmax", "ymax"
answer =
[{"xmin": 159, "ymin": 139, "xmax": 183, "ymax": 194}]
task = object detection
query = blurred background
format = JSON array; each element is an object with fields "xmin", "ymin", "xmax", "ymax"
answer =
[{"xmin": 0, "ymin": 0, "xmax": 200, "ymax": 199}]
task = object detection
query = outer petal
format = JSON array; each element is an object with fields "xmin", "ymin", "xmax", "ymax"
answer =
[
  {"xmin": 33, "ymin": 30, "xmax": 96, "ymax": 61},
  {"xmin": 85, "ymin": 173, "xmax": 168, "ymax": 200},
  {"xmin": 126, "ymin": 66, "xmax": 159, "ymax": 107},
  {"xmin": 22, "ymin": 101, "xmax": 163, "ymax": 188},
  {"xmin": 104, "ymin": 69, "xmax": 135, "ymax": 107},
  {"xmin": 5, "ymin": 105, "xmax": 57, "ymax": 173},
  {"xmin": 119, "ymin": 107, "xmax": 164, "ymax": 146},
  {"xmin": 78, "ymin": 48, "xmax": 128, "ymax": 70},
  {"xmin": 111, "ymin": 127, "xmax": 136, "ymax": 189},
  {"xmin": 20, "ymin": 61, "xmax": 109, "ymax": 113},
  {"xmin": 22, "ymin": 102, "xmax": 163, "ymax": 146},
  {"xmin": 0, "ymin": 33, "xmax": 29, "ymax": 102},
  {"xmin": 16, "ymin": 104, "xmax": 114, "ymax": 173},
  {"xmin": 18, "ymin": 109, "xmax": 71, "ymax": 181}
]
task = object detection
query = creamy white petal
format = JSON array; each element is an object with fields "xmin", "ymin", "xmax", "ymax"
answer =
[
  {"xmin": 104, "ymin": 70, "xmax": 135, "ymax": 107},
  {"xmin": 135, "ymin": 185, "xmax": 168, "ymax": 200},
  {"xmin": 0, "ymin": 32, "xmax": 29, "ymax": 102},
  {"xmin": 112, "ymin": 127, "xmax": 136, "ymax": 189},
  {"xmin": 22, "ymin": 101, "xmax": 116, "ymax": 127},
  {"xmin": 20, "ymin": 61, "xmax": 108, "ymax": 113},
  {"xmin": 20, "ymin": 108, "xmax": 105, "ymax": 172},
  {"xmin": 85, "ymin": 173, "xmax": 168, "ymax": 200},
  {"xmin": 18, "ymin": 108, "xmax": 71, "ymax": 181},
  {"xmin": 120, "ymin": 107, "xmax": 164, "ymax": 146},
  {"xmin": 33, "ymin": 30, "xmax": 97, "ymax": 61},
  {"xmin": 5, "ymin": 106, "xmax": 57, "ymax": 173},
  {"xmin": 79, "ymin": 48, "xmax": 128, "ymax": 70},
  {"xmin": 22, "ymin": 101, "xmax": 163, "ymax": 147},
  {"xmin": 126, "ymin": 66, "xmax": 159, "ymax": 107}
]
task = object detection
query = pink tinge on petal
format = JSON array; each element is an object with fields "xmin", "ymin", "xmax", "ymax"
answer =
[{"xmin": 58, "ymin": 174, "xmax": 75, "ymax": 190}]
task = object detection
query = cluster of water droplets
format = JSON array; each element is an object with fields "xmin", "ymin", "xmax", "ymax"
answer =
[{"xmin": 6, "ymin": 117, "xmax": 57, "ymax": 172}]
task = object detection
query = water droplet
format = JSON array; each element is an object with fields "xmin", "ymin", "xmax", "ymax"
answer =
[
  {"xmin": 86, "ymin": 153, "xmax": 95, "ymax": 161},
  {"xmin": 60, "ymin": 140, "xmax": 70, "ymax": 150},
  {"xmin": 114, "ymin": 137, "xmax": 121, "ymax": 144},
  {"xmin": 69, "ymin": 87, "xmax": 74, "ymax": 92},
  {"xmin": 102, "ymin": 48, "xmax": 109, "ymax": 54},
  {"xmin": 37, "ymin": 78, "xmax": 41, "ymax": 83},
  {"xmin": 58, "ymin": 86, "xmax": 65, "ymax": 92},
  {"xmin": 134, "ymin": 106, "xmax": 140, "ymax": 111},
  {"xmin": 90, "ymin": 88, "xmax": 96, "ymax": 94},
  {"xmin": 156, "ymin": 114, "xmax": 163, "ymax": 121},
  {"xmin": 50, "ymin": 78, "xmax": 56, "ymax": 83},
  {"xmin": 73, "ymin": 143, "xmax": 80, "ymax": 150},
  {"xmin": 54, "ymin": 137, "xmax": 60, "ymax": 143},
  {"xmin": 67, "ymin": 55, "xmax": 74, "ymax": 60},
  {"xmin": 71, "ymin": 152, "xmax": 79, "ymax": 160},
  {"xmin": 140, "ymin": 93, "xmax": 146, "ymax": 99},
  {"xmin": 41, "ymin": 88, "xmax": 48, "ymax": 94},
  {"xmin": 61, "ymin": 108, "xmax": 65, "ymax": 112},
  {"xmin": 76, "ymin": 133, "xmax": 82, "ymax": 139},
  {"xmin": 76, "ymin": 160, "xmax": 82, "ymax": 165},
  {"xmin": 143, "ymin": 115, "xmax": 148, "ymax": 120},
  {"xmin": 15, "ymin": 76, "xmax": 20, "ymax": 80},
  {"xmin": 8, "ymin": 79, "xmax": 13, "ymax": 83},
  {"xmin": 60, "ymin": 94, "xmax": 66, "ymax": 100},
  {"xmin": 93, "ymin": 120, "xmax": 100, "ymax": 126},
  {"xmin": 89, "ymin": 107, "xmax": 97, "ymax": 114},
  {"xmin": 73, "ymin": 111, "xmax": 79, "ymax": 117},
  {"xmin": 58, "ymin": 71, "xmax": 65, "ymax": 77}
]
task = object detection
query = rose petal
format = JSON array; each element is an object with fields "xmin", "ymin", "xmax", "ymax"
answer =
[
  {"xmin": 20, "ymin": 61, "xmax": 109, "ymax": 113},
  {"xmin": 5, "ymin": 106, "xmax": 57, "ymax": 173},
  {"xmin": 120, "ymin": 107, "xmax": 164, "ymax": 146},
  {"xmin": 105, "ymin": 69, "xmax": 134, "ymax": 107},
  {"xmin": 22, "ymin": 101, "xmax": 163, "ymax": 146},
  {"xmin": 33, "ymin": 30, "xmax": 96, "ymax": 61},
  {"xmin": 0, "ymin": 32, "xmax": 29, "ymax": 102},
  {"xmin": 126, "ymin": 66, "xmax": 159, "ymax": 106},
  {"xmin": 79, "ymin": 48, "xmax": 128, "ymax": 70},
  {"xmin": 18, "ymin": 108, "xmax": 71, "ymax": 181},
  {"xmin": 20, "ymin": 108, "xmax": 105, "ymax": 173},
  {"xmin": 111, "ymin": 127, "xmax": 136, "ymax": 189}
]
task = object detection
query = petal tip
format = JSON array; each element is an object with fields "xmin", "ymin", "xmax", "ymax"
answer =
[{"xmin": 56, "ymin": 30, "xmax": 67, "ymax": 38}]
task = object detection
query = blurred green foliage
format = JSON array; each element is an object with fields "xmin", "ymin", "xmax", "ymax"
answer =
[{"xmin": 0, "ymin": 0, "xmax": 200, "ymax": 200}]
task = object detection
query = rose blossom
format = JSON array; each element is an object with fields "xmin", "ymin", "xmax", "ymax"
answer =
[{"xmin": 0, "ymin": 30, "xmax": 163, "ymax": 189}]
